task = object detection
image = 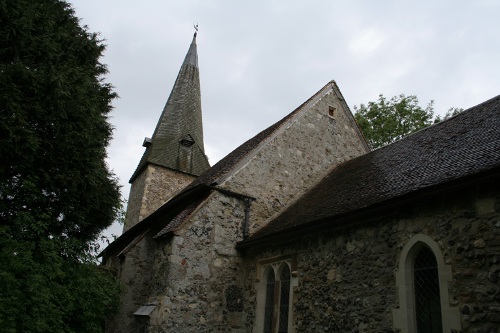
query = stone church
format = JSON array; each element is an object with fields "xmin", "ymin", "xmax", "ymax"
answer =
[{"xmin": 101, "ymin": 33, "xmax": 500, "ymax": 333}]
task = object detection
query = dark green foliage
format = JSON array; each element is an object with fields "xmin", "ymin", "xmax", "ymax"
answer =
[
  {"xmin": 0, "ymin": 0, "xmax": 121, "ymax": 332},
  {"xmin": 433, "ymin": 107, "xmax": 464, "ymax": 123},
  {"xmin": 354, "ymin": 94, "xmax": 435, "ymax": 149},
  {"xmin": 354, "ymin": 95, "xmax": 464, "ymax": 150}
]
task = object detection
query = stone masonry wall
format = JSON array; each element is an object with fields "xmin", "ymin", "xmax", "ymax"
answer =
[
  {"xmin": 146, "ymin": 191, "xmax": 249, "ymax": 333},
  {"xmin": 242, "ymin": 182, "xmax": 500, "ymax": 332},
  {"xmin": 124, "ymin": 168, "xmax": 147, "ymax": 232},
  {"xmin": 124, "ymin": 165, "xmax": 195, "ymax": 232},
  {"xmin": 221, "ymin": 87, "xmax": 369, "ymax": 234},
  {"xmin": 106, "ymin": 235, "xmax": 156, "ymax": 333},
  {"xmin": 122, "ymin": 86, "xmax": 370, "ymax": 332}
]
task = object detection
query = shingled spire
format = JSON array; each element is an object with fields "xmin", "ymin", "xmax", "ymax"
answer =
[
  {"xmin": 124, "ymin": 32, "xmax": 210, "ymax": 231},
  {"xmin": 131, "ymin": 32, "xmax": 209, "ymax": 182}
]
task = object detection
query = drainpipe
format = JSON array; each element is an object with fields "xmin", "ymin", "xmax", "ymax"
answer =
[{"xmin": 243, "ymin": 198, "xmax": 251, "ymax": 239}]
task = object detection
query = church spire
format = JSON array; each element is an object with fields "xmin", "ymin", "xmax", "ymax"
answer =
[
  {"xmin": 130, "ymin": 31, "xmax": 210, "ymax": 181},
  {"xmin": 183, "ymin": 29, "xmax": 198, "ymax": 67}
]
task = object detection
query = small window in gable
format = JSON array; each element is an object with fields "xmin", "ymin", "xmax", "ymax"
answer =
[
  {"xmin": 256, "ymin": 256, "xmax": 297, "ymax": 333},
  {"xmin": 328, "ymin": 106, "xmax": 336, "ymax": 118}
]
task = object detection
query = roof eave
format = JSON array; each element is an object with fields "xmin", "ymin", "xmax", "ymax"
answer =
[
  {"xmin": 99, "ymin": 184, "xmax": 212, "ymax": 259},
  {"xmin": 236, "ymin": 166, "xmax": 500, "ymax": 251}
]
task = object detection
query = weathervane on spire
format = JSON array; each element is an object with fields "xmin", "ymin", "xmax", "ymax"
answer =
[{"xmin": 194, "ymin": 23, "xmax": 198, "ymax": 37}]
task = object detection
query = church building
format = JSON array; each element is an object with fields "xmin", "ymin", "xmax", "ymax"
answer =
[{"xmin": 101, "ymin": 32, "xmax": 500, "ymax": 333}]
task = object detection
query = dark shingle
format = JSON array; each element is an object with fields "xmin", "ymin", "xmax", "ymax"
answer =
[{"xmin": 130, "ymin": 34, "xmax": 209, "ymax": 181}]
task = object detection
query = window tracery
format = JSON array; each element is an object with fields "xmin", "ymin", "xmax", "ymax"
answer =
[{"xmin": 256, "ymin": 256, "xmax": 297, "ymax": 333}]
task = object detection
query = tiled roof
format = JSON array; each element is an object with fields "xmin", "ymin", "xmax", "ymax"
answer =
[
  {"xmin": 99, "ymin": 184, "xmax": 211, "ymax": 258},
  {"xmin": 154, "ymin": 200, "xmax": 201, "ymax": 238},
  {"xmin": 241, "ymin": 94, "xmax": 500, "ymax": 244}
]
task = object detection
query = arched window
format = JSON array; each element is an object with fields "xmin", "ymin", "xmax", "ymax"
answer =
[
  {"xmin": 256, "ymin": 257, "xmax": 297, "ymax": 333},
  {"xmin": 413, "ymin": 246, "xmax": 442, "ymax": 333},
  {"xmin": 278, "ymin": 265, "xmax": 291, "ymax": 333},
  {"xmin": 264, "ymin": 268, "xmax": 276, "ymax": 333},
  {"xmin": 393, "ymin": 234, "xmax": 460, "ymax": 333}
]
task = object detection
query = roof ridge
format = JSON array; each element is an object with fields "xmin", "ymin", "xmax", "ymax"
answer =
[{"xmin": 369, "ymin": 94, "xmax": 500, "ymax": 153}]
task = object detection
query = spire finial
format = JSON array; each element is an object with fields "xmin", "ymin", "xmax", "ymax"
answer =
[{"xmin": 194, "ymin": 23, "xmax": 198, "ymax": 37}]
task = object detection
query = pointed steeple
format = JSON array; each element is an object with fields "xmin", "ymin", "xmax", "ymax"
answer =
[
  {"xmin": 130, "ymin": 32, "xmax": 210, "ymax": 182},
  {"xmin": 183, "ymin": 32, "xmax": 198, "ymax": 67}
]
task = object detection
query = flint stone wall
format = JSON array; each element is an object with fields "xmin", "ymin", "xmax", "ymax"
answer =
[
  {"xmin": 243, "ymin": 182, "xmax": 500, "ymax": 333},
  {"xmin": 105, "ymin": 235, "xmax": 155, "ymax": 333},
  {"xmin": 146, "ymin": 191, "xmax": 249, "ymax": 333},
  {"xmin": 116, "ymin": 87, "xmax": 369, "ymax": 332}
]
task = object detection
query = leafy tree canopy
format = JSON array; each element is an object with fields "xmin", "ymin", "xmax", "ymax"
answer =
[
  {"xmin": 354, "ymin": 94, "xmax": 462, "ymax": 149},
  {"xmin": 434, "ymin": 107, "xmax": 464, "ymax": 123},
  {"xmin": 0, "ymin": 0, "xmax": 121, "ymax": 332}
]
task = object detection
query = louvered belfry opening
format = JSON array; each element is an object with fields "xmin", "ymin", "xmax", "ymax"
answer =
[
  {"xmin": 278, "ymin": 265, "xmax": 290, "ymax": 333},
  {"xmin": 413, "ymin": 246, "xmax": 443, "ymax": 333},
  {"xmin": 264, "ymin": 269, "xmax": 275, "ymax": 333}
]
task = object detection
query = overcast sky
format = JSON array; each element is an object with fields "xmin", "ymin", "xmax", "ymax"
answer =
[{"xmin": 68, "ymin": 0, "xmax": 500, "ymax": 238}]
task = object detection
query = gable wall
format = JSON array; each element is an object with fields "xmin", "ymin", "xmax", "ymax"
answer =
[
  {"xmin": 220, "ymin": 87, "xmax": 369, "ymax": 234},
  {"xmin": 241, "ymin": 180, "xmax": 500, "ymax": 332}
]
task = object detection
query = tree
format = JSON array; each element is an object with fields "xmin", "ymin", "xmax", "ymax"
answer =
[
  {"xmin": 433, "ymin": 107, "xmax": 464, "ymax": 123},
  {"xmin": 354, "ymin": 94, "xmax": 435, "ymax": 149},
  {"xmin": 0, "ymin": 1, "xmax": 121, "ymax": 332}
]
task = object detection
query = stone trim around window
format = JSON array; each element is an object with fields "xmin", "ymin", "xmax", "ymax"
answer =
[
  {"xmin": 254, "ymin": 255, "xmax": 298, "ymax": 333},
  {"xmin": 393, "ymin": 234, "xmax": 460, "ymax": 333}
]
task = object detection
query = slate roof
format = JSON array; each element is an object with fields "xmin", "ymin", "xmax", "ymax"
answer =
[
  {"xmin": 239, "ymin": 94, "xmax": 500, "ymax": 246},
  {"xmin": 154, "ymin": 199, "xmax": 202, "ymax": 238},
  {"xmin": 130, "ymin": 33, "xmax": 209, "ymax": 181},
  {"xmin": 100, "ymin": 184, "xmax": 211, "ymax": 259}
]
